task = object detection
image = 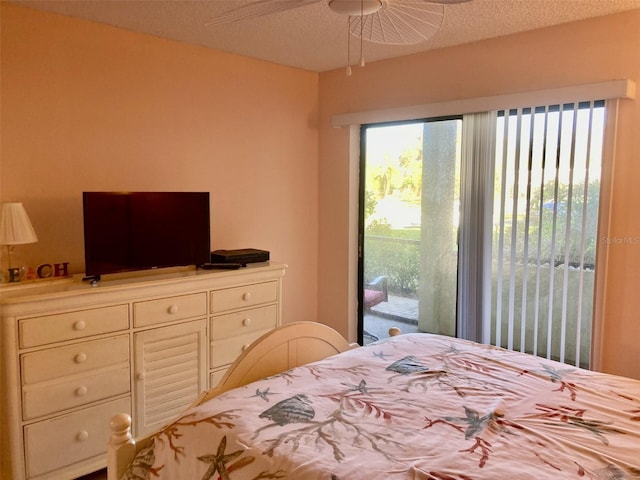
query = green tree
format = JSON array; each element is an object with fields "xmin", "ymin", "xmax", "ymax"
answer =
[{"xmin": 502, "ymin": 179, "xmax": 600, "ymax": 268}]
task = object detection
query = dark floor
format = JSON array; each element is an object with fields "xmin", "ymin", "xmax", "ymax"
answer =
[{"xmin": 76, "ymin": 469, "xmax": 106, "ymax": 480}]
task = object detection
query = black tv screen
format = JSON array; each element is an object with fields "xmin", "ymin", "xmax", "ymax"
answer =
[{"xmin": 83, "ymin": 192, "xmax": 210, "ymax": 277}]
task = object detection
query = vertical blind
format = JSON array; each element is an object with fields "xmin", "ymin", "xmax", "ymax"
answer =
[{"xmin": 490, "ymin": 100, "xmax": 605, "ymax": 368}]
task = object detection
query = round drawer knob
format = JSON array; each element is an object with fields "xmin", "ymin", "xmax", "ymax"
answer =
[
  {"xmin": 242, "ymin": 344, "xmax": 250, "ymax": 351},
  {"xmin": 168, "ymin": 304, "xmax": 179, "ymax": 314},
  {"xmin": 242, "ymin": 318, "xmax": 251, "ymax": 327},
  {"xmin": 74, "ymin": 353, "xmax": 87, "ymax": 364},
  {"xmin": 75, "ymin": 386, "xmax": 88, "ymax": 397},
  {"xmin": 73, "ymin": 320, "xmax": 86, "ymax": 331},
  {"xmin": 137, "ymin": 372, "xmax": 146, "ymax": 381},
  {"xmin": 76, "ymin": 430, "xmax": 89, "ymax": 442},
  {"xmin": 242, "ymin": 292, "xmax": 252, "ymax": 301}
]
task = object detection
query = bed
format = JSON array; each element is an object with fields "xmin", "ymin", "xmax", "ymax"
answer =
[{"xmin": 108, "ymin": 322, "xmax": 640, "ymax": 480}]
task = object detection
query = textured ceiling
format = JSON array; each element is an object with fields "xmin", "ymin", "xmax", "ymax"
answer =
[{"xmin": 11, "ymin": 0, "xmax": 640, "ymax": 72}]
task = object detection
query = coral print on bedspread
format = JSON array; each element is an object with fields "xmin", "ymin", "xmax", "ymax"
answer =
[{"xmin": 121, "ymin": 333, "xmax": 640, "ymax": 480}]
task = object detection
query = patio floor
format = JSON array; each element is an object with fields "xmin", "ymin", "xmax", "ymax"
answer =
[{"xmin": 371, "ymin": 294, "xmax": 418, "ymax": 322}]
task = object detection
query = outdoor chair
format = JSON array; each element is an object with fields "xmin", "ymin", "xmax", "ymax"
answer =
[{"xmin": 364, "ymin": 275, "xmax": 388, "ymax": 310}]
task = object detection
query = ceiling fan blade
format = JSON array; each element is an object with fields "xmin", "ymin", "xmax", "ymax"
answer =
[
  {"xmin": 350, "ymin": 0, "xmax": 444, "ymax": 45},
  {"xmin": 428, "ymin": 0, "xmax": 471, "ymax": 3},
  {"xmin": 207, "ymin": 0, "xmax": 322, "ymax": 26}
]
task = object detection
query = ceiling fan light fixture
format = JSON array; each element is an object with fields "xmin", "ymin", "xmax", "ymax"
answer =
[{"xmin": 328, "ymin": 0, "xmax": 383, "ymax": 16}]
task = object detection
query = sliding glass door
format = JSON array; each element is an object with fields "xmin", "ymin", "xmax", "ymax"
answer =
[
  {"xmin": 360, "ymin": 118, "xmax": 462, "ymax": 344},
  {"xmin": 359, "ymin": 101, "xmax": 605, "ymax": 369}
]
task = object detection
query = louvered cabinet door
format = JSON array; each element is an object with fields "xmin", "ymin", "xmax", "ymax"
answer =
[{"xmin": 133, "ymin": 319, "xmax": 207, "ymax": 437}]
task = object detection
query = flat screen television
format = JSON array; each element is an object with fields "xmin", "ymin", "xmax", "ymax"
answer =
[{"xmin": 82, "ymin": 191, "xmax": 210, "ymax": 279}]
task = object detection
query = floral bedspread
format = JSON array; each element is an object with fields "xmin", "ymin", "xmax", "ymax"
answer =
[{"xmin": 123, "ymin": 333, "xmax": 640, "ymax": 480}]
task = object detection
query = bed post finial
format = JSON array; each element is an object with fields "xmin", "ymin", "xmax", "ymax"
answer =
[
  {"xmin": 388, "ymin": 327, "xmax": 402, "ymax": 337},
  {"xmin": 107, "ymin": 413, "xmax": 135, "ymax": 480}
]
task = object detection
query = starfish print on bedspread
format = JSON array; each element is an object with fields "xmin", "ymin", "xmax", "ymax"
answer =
[
  {"xmin": 250, "ymin": 388, "xmax": 277, "ymax": 402},
  {"xmin": 123, "ymin": 410, "xmax": 245, "ymax": 480},
  {"xmin": 322, "ymin": 379, "xmax": 395, "ymax": 421},
  {"xmin": 342, "ymin": 379, "xmax": 372, "ymax": 395},
  {"xmin": 197, "ymin": 436, "xmax": 286, "ymax": 480},
  {"xmin": 373, "ymin": 350, "xmax": 391, "ymax": 360},
  {"xmin": 156, "ymin": 410, "xmax": 240, "ymax": 461},
  {"xmin": 198, "ymin": 435, "xmax": 254, "ymax": 480},
  {"xmin": 423, "ymin": 405, "xmax": 524, "ymax": 467}
]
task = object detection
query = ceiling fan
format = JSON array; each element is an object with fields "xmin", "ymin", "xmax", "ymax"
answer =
[
  {"xmin": 208, "ymin": 0, "xmax": 471, "ymax": 45},
  {"xmin": 208, "ymin": 0, "xmax": 471, "ymax": 74}
]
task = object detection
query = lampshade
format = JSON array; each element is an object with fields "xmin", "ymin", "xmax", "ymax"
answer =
[{"xmin": 0, "ymin": 203, "xmax": 38, "ymax": 246}]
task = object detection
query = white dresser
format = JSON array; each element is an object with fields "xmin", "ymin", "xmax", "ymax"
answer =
[{"xmin": 0, "ymin": 262, "xmax": 286, "ymax": 480}]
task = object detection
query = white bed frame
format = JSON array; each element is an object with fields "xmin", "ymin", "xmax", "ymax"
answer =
[{"xmin": 107, "ymin": 322, "xmax": 399, "ymax": 480}]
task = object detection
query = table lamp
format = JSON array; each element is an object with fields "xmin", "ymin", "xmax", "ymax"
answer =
[{"xmin": 0, "ymin": 202, "xmax": 38, "ymax": 282}]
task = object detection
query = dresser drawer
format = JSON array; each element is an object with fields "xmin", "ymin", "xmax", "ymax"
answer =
[
  {"xmin": 210, "ymin": 304, "xmax": 277, "ymax": 339},
  {"xmin": 133, "ymin": 292, "xmax": 207, "ymax": 327},
  {"xmin": 23, "ymin": 365, "xmax": 130, "ymax": 420},
  {"xmin": 24, "ymin": 396, "xmax": 131, "ymax": 478},
  {"xmin": 210, "ymin": 281, "xmax": 277, "ymax": 313},
  {"xmin": 210, "ymin": 328, "xmax": 271, "ymax": 368},
  {"xmin": 19, "ymin": 304, "xmax": 129, "ymax": 348},
  {"xmin": 21, "ymin": 335, "xmax": 129, "ymax": 385}
]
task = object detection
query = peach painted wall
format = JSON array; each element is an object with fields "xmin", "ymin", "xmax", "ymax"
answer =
[
  {"xmin": 0, "ymin": 4, "xmax": 319, "ymax": 325},
  {"xmin": 2, "ymin": 4, "xmax": 639, "ymax": 379},
  {"xmin": 318, "ymin": 10, "xmax": 640, "ymax": 379}
]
